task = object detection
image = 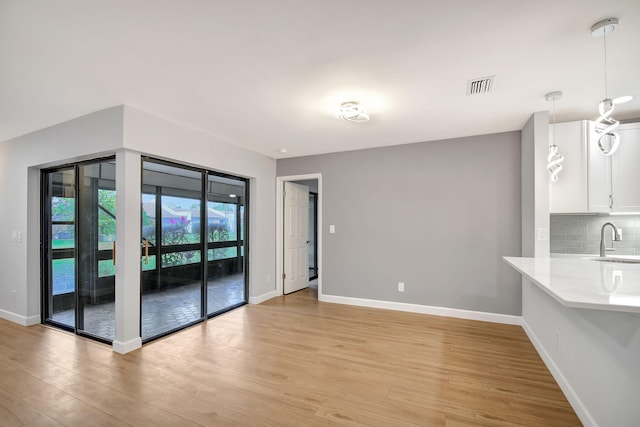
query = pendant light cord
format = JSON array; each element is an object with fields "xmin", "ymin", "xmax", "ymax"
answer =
[
  {"xmin": 603, "ymin": 29, "xmax": 608, "ymax": 99},
  {"xmin": 552, "ymin": 96, "xmax": 557, "ymax": 146}
]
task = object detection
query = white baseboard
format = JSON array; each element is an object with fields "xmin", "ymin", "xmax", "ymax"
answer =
[
  {"xmin": 0, "ymin": 309, "xmax": 40, "ymax": 326},
  {"xmin": 112, "ymin": 337, "xmax": 142, "ymax": 354},
  {"xmin": 521, "ymin": 319, "xmax": 596, "ymax": 427},
  {"xmin": 249, "ymin": 289, "xmax": 278, "ymax": 305},
  {"xmin": 319, "ymin": 294, "xmax": 522, "ymax": 325}
]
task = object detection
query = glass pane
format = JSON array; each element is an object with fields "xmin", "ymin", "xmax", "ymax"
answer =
[
  {"xmin": 98, "ymin": 189, "xmax": 116, "ymax": 249},
  {"xmin": 141, "ymin": 254, "xmax": 157, "ymax": 271},
  {"xmin": 52, "ymin": 258, "xmax": 75, "ymax": 295},
  {"xmin": 141, "ymin": 193, "xmax": 157, "ymax": 245},
  {"xmin": 240, "ymin": 206, "xmax": 245, "ymax": 240},
  {"xmin": 52, "ymin": 196, "xmax": 75, "ymax": 222},
  {"xmin": 141, "ymin": 160, "xmax": 204, "ymax": 340},
  {"xmin": 208, "ymin": 247, "xmax": 237, "ymax": 261},
  {"xmin": 207, "ymin": 202, "xmax": 236, "ymax": 241},
  {"xmin": 162, "ymin": 195, "xmax": 200, "ymax": 246},
  {"xmin": 46, "ymin": 168, "xmax": 76, "ymax": 329},
  {"xmin": 52, "ymin": 223, "xmax": 75, "ymax": 249},
  {"xmin": 207, "ymin": 174, "xmax": 246, "ymax": 316},
  {"xmin": 77, "ymin": 160, "xmax": 116, "ymax": 341},
  {"xmin": 162, "ymin": 250, "xmax": 201, "ymax": 267},
  {"xmin": 98, "ymin": 260, "xmax": 116, "ymax": 278}
]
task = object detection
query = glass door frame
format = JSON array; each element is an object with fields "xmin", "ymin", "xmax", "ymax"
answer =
[
  {"xmin": 140, "ymin": 157, "xmax": 250, "ymax": 343},
  {"xmin": 40, "ymin": 155, "xmax": 117, "ymax": 345}
]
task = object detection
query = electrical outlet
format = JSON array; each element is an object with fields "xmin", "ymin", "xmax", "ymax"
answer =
[
  {"xmin": 554, "ymin": 330, "xmax": 560, "ymax": 349},
  {"xmin": 11, "ymin": 290, "xmax": 17, "ymax": 304},
  {"xmin": 537, "ymin": 227, "xmax": 548, "ymax": 241},
  {"xmin": 398, "ymin": 282, "xmax": 405, "ymax": 292}
]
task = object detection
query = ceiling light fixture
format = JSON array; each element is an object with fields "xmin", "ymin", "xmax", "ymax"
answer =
[
  {"xmin": 591, "ymin": 17, "xmax": 633, "ymax": 156},
  {"xmin": 545, "ymin": 91, "xmax": 564, "ymax": 182},
  {"xmin": 334, "ymin": 102, "xmax": 370, "ymax": 123}
]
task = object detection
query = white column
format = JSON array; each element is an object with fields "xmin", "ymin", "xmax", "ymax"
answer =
[
  {"xmin": 113, "ymin": 149, "xmax": 142, "ymax": 353},
  {"xmin": 521, "ymin": 111, "xmax": 550, "ymax": 258}
]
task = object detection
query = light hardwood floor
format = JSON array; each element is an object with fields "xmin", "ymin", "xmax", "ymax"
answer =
[{"xmin": 0, "ymin": 287, "xmax": 580, "ymax": 426}]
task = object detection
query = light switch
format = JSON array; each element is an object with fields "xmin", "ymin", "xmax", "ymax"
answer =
[
  {"xmin": 11, "ymin": 231, "xmax": 22, "ymax": 242},
  {"xmin": 329, "ymin": 225, "xmax": 335, "ymax": 234}
]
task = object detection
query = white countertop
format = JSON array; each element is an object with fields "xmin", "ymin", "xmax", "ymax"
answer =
[{"xmin": 504, "ymin": 256, "xmax": 640, "ymax": 313}]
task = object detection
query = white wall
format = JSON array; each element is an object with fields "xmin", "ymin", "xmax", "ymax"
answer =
[
  {"xmin": 0, "ymin": 106, "xmax": 124, "ymax": 325},
  {"xmin": 122, "ymin": 106, "xmax": 276, "ymax": 299},
  {"xmin": 0, "ymin": 105, "xmax": 277, "ymax": 328},
  {"xmin": 521, "ymin": 111, "xmax": 550, "ymax": 258}
]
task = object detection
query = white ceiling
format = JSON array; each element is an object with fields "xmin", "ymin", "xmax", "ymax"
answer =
[{"xmin": 1, "ymin": 0, "xmax": 639, "ymax": 159}]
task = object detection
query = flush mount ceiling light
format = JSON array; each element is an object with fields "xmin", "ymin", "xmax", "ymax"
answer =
[
  {"xmin": 333, "ymin": 102, "xmax": 370, "ymax": 123},
  {"xmin": 591, "ymin": 17, "xmax": 633, "ymax": 156},
  {"xmin": 546, "ymin": 91, "xmax": 565, "ymax": 182}
]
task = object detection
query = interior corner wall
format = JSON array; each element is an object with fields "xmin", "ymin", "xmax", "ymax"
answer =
[
  {"xmin": 276, "ymin": 131, "xmax": 523, "ymax": 316},
  {"xmin": 0, "ymin": 106, "xmax": 125, "ymax": 325},
  {"xmin": 121, "ymin": 106, "xmax": 276, "ymax": 300}
]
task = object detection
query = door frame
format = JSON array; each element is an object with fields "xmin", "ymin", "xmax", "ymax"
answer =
[{"xmin": 276, "ymin": 174, "xmax": 322, "ymax": 299}]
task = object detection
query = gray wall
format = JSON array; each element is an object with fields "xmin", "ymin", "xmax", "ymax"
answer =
[
  {"xmin": 277, "ymin": 131, "xmax": 523, "ymax": 315},
  {"xmin": 551, "ymin": 214, "xmax": 640, "ymax": 255}
]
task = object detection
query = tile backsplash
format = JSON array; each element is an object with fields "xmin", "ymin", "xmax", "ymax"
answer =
[{"xmin": 550, "ymin": 215, "xmax": 640, "ymax": 255}]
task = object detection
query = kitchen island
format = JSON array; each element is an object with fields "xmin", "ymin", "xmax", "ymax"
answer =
[
  {"xmin": 504, "ymin": 256, "xmax": 640, "ymax": 313},
  {"xmin": 504, "ymin": 256, "xmax": 640, "ymax": 427}
]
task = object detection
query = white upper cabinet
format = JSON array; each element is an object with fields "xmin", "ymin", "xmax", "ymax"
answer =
[
  {"xmin": 550, "ymin": 121, "xmax": 640, "ymax": 214},
  {"xmin": 587, "ymin": 121, "xmax": 612, "ymax": 213},
  {"xmin": 611, "ymin": 123, "xmax": 640, "ymax": 212},
  {"xmin": 549, "ymin": 120, "xmax": 589, "ymax": 213}
]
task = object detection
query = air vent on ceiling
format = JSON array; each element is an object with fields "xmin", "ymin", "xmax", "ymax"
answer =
[{"xmin": 466, "ymin": 75, "xmax": 495, "ymax": 95}]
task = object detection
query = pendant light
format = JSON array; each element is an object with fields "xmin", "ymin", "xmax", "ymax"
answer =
[
  {"xmin": 546, "ymin": 91, "xmax": 564, "ymax": 182},
  {"xmin": 591, "ymin": 18, "xmax": 633, "ymax": 156}
]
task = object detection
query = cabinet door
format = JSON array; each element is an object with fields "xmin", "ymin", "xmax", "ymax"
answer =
[
  {"xmin": 549, "ymin": 121, "xmax": 588, "ymax": 213},
  {"xmin": 611, "ymin": 123, "xmax": 640, "ymax": 212},
  {"xmin": 587, "ymin": 121, "xmax": 613, "ymax": 213}
]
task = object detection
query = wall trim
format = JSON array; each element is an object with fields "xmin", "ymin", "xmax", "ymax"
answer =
[
  {"xmin": 0, "ymin": 309, "xmax": 40, "ymax": 326},
  {"xmin": 521, "ymin": 319, "xmax": 596, "ymax": 427},
  {"xmin": 249, "ymin": 290, "xmax": 278, "ymax": 305},
  {"xmin": 319, "ymin": 294, "xmax": 522, "ymax": 325},
  {"xmin": 112, "ymin": 337, "xmax": 142, "ymax": 354}
]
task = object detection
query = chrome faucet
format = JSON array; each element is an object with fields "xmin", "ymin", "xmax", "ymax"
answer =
[{"xmin": 600, "ymin": 222, "xmax": 622, "ymax": 257}]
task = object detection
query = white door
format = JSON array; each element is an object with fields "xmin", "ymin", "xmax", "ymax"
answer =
[{"xmin": 283, "ymin": 182, "xmax": 309, "ymax": 294}]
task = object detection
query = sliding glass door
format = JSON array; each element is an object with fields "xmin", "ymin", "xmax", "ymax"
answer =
[
  {"xmin": 206, "ymin": 174, "xmax": 247, "ymax": 315},
  {"xmin": 141, "ymin": 159, "xmax": 248, "ymax": 341},
  {"xmin": 141, "ymin": 161, "xmax": 204, "ymax": 340},
  {"xmin": 43, "ymin": 157, "xmax": 248, "ymax": 344},
  {"xmin": 42, "ymin": 158, "xmax": 116, "ymax": 342}
]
